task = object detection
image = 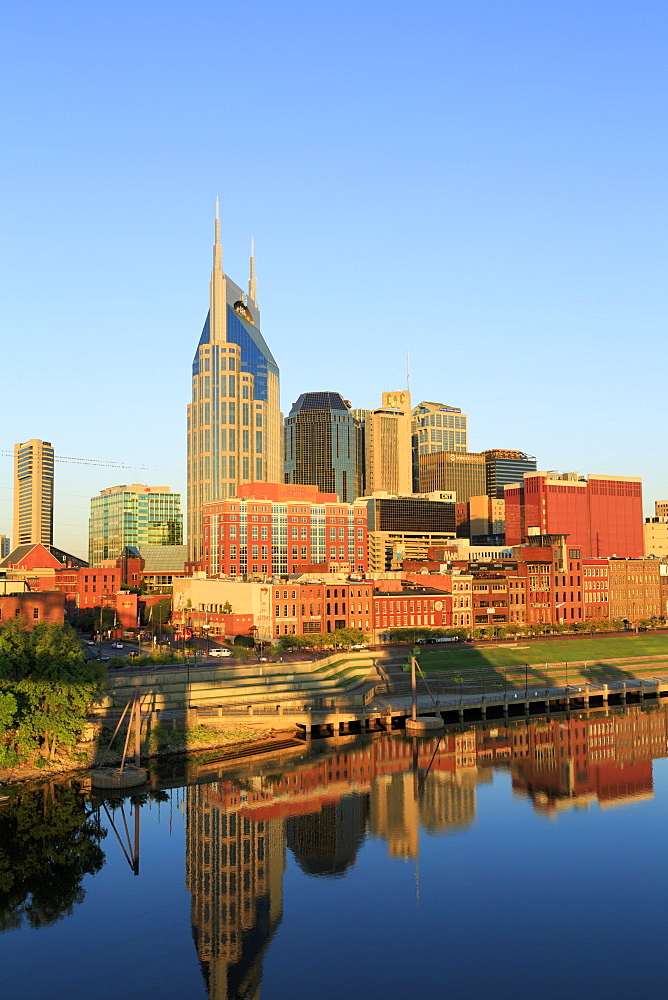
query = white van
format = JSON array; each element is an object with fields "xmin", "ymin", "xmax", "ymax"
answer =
[{"xmin": 210, "ymin": 648, "xmax": 232, "ymax": 658}]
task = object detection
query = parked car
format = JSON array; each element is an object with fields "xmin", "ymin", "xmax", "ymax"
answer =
[
  {"xmin": 210, "ymin": 648, "xmax": 232, "ymax": 657},
  {"xmin": 111, "ymin": 642, "xmax": 123, "ymax": 649},
  {"xmin": 350, "ymin": 643, "xmax": 367, "ymax": 650},
  {"xmin": 86, "ymin": 640, "xmax": 96, "ymax": 646}
]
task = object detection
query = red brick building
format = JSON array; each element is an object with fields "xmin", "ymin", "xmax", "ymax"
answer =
[
  {"xmin": 272, "ymin": 581, "xmax": 373, "ymax": 639},
  {"xmin": 582, "ymin": 558, "xmax": 610, "ymax": 621},
  {"xmin": 505, "ymin": 472, "xmax": 643, "ymax": 558},
  {"xmin": 199, "ymin": 483, "xmax": 368, "ymax": 579},
  {"xmin": 0, "ymin": 592, "xmax": 65, "ymax": 625},
  {"xmin": 372, "ymin": 586, "xmax": 451, "ymax": 637}
]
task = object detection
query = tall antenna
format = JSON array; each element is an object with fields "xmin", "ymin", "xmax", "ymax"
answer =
[{"xmin": 406, "ymin": 347, "xmax": 411, "ymax": 392}]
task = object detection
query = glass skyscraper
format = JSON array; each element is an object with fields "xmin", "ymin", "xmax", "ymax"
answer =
[
  {"xmin": 187, "ymin": 209, "xmax": 282, "ymax": 563},
  {"xmin": 284, "ymin": 392, "xmax": 363, "ymax": 503}
]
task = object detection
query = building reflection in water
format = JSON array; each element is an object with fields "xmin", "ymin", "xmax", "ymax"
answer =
[
  {"xmin": 185, "ymin": 783, "xmax": 285, "ymax": 1000},
  {"xmin": 287, "ymin": 795, "xmax": 369, "ymax": 877},
  {"xmin": 185, "ymin": 705, "xmax": 668, "ymax": 996}
]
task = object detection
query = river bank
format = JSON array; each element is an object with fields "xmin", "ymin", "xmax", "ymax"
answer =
[{"xmin": 0, "ymin": 722, "xmax": 295, "ymax": 788}]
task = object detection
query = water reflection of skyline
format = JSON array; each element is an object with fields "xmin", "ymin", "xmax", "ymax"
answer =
[{"xmin": 184, "ymin": 704, "xmax": 668, "ymax": 997}]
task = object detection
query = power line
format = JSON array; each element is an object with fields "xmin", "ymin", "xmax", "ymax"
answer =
[{"xmin": 0, "ymin": 449, "xmax": 178, "ymax": 472}]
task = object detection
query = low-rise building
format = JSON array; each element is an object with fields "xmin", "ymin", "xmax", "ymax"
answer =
[
  {"xmin": 372, "ymin": 586, "xmax": 451, "ymax": 640},
  {"xmin": 0, "ymin": 591, "xmax": 65, "ymax": 625},
  {"xmin": 608, "ymin": 558, "xmax": 662, "ymax": 622}
]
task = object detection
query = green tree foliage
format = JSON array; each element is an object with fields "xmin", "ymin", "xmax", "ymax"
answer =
[
  {"xmin": 142, "ymin": 597, "xmax": 172, "ymax": 627},
  {"xmin": 277, "ymin": 629, "xmax": 370, "ymax": 651},
  {"xmin": 387, "ymin": 627, "xmax": 465, "ymax": 643},
  {"xmin": 76, "ymin": 605, "xmax": 117, "ymax": 633},
  {"xmin": 277, "ymin": 634, "xmax": 313, "ymax": 650},
  {"xmin": 0, "ymin": 619, "xmax": 106, "ymax": 760},
  {"xmin": 234, "ymin": 634, "xmax": 255, "ymax": 648},
  {"xmin": 0, "ymin": 784, "xmax": 105, "ymax": 930}
]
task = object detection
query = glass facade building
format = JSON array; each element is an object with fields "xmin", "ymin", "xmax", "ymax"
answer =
[
  {"xmin": 411, "ymin": 402, "xmax": 468, "ymax": 491},
  {"xmin": 187, "ymin": 212, "xmax": 282, "ymax": 563},
  {"xmin": 483, "ymin": 450, "xmax": 537, "ymax": 499},
  {"xmin": 365, "ymin": 495, "xmax": 457, "ymax": 534},
  {"xmin": 284, "ymin": 392, "xmax": 363, "ymax": 504},
  {"xmin": 89, "ymin": 484, "xmax": 182, "ymax": 567}
]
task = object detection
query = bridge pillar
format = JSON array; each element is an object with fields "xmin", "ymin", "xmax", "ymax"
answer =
[
  {"xmin": 621, "ymin": 683, "xmax": 627, "ymax": 704},
  {"xmin": 503, "ymin": 696, "xmax": 509, "ymax": 718},
  {"xmin": 458, "ymin": 705, "xmax": 464, "ymax": 723},
  {"xmin": 602, "ymin": 684, "xmax": 608, "ymax": 706},
  {"xmin": 480, "ymin": 698, "xmax": 487, "ymax": 719}
]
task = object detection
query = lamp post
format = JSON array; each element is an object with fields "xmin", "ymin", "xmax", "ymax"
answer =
[{"xmin": 98, "ymin": 604, "xmax": 104, "ymax": 661}]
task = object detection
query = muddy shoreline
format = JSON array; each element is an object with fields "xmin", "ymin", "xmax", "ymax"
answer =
[{"xmin": 0, "ymin": 726, "xmax": 298, "ymax": 789}]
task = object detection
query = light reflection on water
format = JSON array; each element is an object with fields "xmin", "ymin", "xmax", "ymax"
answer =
[{"xmin": 2, "ymin": 705, "xmax": 668, "ymax": 1000}]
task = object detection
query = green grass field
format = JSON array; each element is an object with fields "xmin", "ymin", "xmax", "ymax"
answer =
[{"xmin": 410, "ymin": 633, "xmax": 668, "ymax": 688}]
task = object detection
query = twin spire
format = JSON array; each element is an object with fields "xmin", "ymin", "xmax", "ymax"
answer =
[{"xmin": 212, "ymin": 199, "xmax": 257, "ymax": 306}]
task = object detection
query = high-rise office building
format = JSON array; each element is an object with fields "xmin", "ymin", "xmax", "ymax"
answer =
[
  {"xmin": 358, "ymin": 390, "xmax": 412, "ymax": 496},
  {"xmin": 0, "ymin": 536, "xmax": 10, "ymax": 559},
  {"xmin": 418, "ymin": 450, "xmax": 486, "ymax": 502},
  {"xmin": 284, "ymin": 392, "xmax": 363, "ymax": 503},
  {"xmin": 89, "ymin": 484, "xmax": 182, "ymax": 566},
  {"xmin": 483, "ymin": 449, "xmax": 537, "ymax": 499},
  {"xmin": 13, "ymin": 439, "xmax": 54, "ymax": 547},
  {"xmin": 411, "ymin": 401, "xmax": 468, "ymax": 490},
  {"xmin": 187, "ymin": 206, "xmax": 282, "ymax": 563}
]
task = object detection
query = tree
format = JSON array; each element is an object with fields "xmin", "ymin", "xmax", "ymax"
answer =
[
  {"xmin": 0, "ymin": 619, "xmax": 106, "ymax": 760},
  {"xmin": 76, "ymin": 605, "xmax": 117, "ymax": 634},
  {"xmin": 277, "ymin": 634, "xmax": 310, "ymax": 651},
  {"xmin": 234, "ymin": 634, "xmax": 255, "ymax": 648},
  {"xmin": 142, "ymin": 597, "xmax": 172, "ymax": 627},
  {"xmin": 331, "ymin": 627, "xmax": 369, "ymax": 647}
]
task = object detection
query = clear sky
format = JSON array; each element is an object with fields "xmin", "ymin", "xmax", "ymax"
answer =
[{"xmin": 2, "ymin": 0, "xmax": 667, "ymax": 558}]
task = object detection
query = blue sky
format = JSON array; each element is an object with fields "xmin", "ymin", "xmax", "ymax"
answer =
[{"xmin": 2, "ymin": 0, "xmax": 666, "ymax": 558}]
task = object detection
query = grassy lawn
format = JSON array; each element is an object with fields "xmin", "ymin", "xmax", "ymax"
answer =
[
  {"xmin": 409, "ymin": 633, "xmax": 668, "ymax": 689},
  {"xmin": 415, "ymin": 633, "xmax": 668, "ymax": 670}
]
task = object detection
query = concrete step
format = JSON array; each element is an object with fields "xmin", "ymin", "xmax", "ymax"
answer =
[{"xmin": 106, "ymin": 661, "xmax": 380, "ymax": 711}]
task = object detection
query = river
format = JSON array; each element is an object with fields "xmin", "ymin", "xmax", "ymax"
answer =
[{"xmin": 1, "ymin": 704, "xmax": 667, "ymax": 999}]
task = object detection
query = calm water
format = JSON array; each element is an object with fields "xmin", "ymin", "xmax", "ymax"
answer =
[{"xmin": 2, "ymin": 706, "xmax": 668, "ymax": 1000}]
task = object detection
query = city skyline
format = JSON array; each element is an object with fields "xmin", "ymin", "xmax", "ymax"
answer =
[{"xmin": 3, "ymin": 3, "xmax": 668, "ymax": 556}]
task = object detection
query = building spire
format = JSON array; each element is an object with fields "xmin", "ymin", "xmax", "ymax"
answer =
[
  {"xmin": 213, "ymin": 197, "xmax": 222, "ymax": 273},
  {"xmin": 210, "ymin": 199, "xmax": 226, "ymax": 343},
  {"xmin": 248, "ymin": 237, "xmax": 257, "ymax": 305}
]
